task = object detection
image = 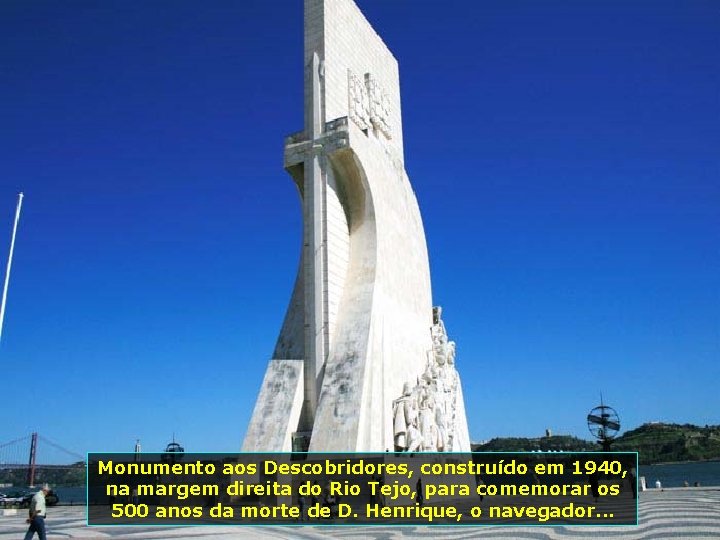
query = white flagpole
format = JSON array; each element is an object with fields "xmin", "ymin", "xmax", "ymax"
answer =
[{"xmin": 0, "ymin": 192, "xmax": 24, "ymax": 344}]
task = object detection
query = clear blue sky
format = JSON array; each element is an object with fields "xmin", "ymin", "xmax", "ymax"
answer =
[{"xmin": 0, "ymin": 0, "xmax": 717, "ymax": 460}]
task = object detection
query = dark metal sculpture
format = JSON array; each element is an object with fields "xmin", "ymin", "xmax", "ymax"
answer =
[{"xmin": 587, "ymin": 398, "xmax": 620, "ymax": 452}]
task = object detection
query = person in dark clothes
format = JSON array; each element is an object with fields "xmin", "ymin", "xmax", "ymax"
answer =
[
  {"xmin": 589, "ymin": 471, "xmax": 600, "ymax": 502},
  {"xmin": 628, "ymin": 468, "xmax": 637, "ymax": 499},
  {"xmin": 475, "ymin": 473, "xmax": 484, "ymax": 502}
]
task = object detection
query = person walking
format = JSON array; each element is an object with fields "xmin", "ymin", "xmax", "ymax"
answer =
[
  {"xmin": 297, "ymin": 493, "xmax": 306, "ymax": 522},
  {"xmin": 23, "ymin": 484, "xmax": 50, "ymax": 540},
  {"xmin": 475, "ymin": 473, "xmax": 485, "ymax": 502},
  {"xmin": 589, "ymin": 472, "xmax": 600, "ymax": 502}
]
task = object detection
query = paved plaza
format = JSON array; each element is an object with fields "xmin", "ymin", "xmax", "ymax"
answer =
[{"xmin": 2, "ymin": 488, "xmax": 719, "ymax": 539}]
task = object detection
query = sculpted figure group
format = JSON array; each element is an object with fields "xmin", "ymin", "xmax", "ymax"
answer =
[{"xmin": 392, "ymin": 307, "xmax": 460, "ymax": 452}]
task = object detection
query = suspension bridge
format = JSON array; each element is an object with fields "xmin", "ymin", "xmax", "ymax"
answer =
[{"xmin": 0, "ymin": 433, "xmax": 85, "ymax": 487}]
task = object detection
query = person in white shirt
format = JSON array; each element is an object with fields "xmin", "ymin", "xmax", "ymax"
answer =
[{"xmin": 24, "ymin": 484, "xmax": 50, "ymax": 540}]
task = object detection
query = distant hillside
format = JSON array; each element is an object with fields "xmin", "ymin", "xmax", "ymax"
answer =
[
  {"xmin": 473, "ymin": 423, "xmax": 720, "ymax": 465},
  {"xmin": 474, "ymin": 435, "xmax": 596, "ymax": 453},
  {"xmin": 0, "ymin": 463, "xmax": 85, "ymax": 488},
  {"xmin": 613, "ymin": 423, "xmax": 720, "ymax": 464}
]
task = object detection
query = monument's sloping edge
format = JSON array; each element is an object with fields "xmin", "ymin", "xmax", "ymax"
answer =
[
  {"xmin": 309, "ymin": 122, "xmax": 435, "ymax": 451},
  {"xmin": 242, "ymin": 359, "xmax": 304, "ymax": 452}
]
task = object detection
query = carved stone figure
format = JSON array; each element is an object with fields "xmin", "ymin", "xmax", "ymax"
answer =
[
  {"xmin": 420, "ymin": 395, "xmax": 438, "ymax": 450},
  {"xmin": 392, "ymin": 381, "xmax": 418, "ymax": 450},
  {"xmin": 435, "ymin": 400, "xmax": 447, "ymax": 451},
  {"xmin": 406, "ymin": 423, "xmax": 422, "ymax": 452}
]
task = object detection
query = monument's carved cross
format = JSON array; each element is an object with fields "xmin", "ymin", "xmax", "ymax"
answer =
[{"xmin": 243, "ymin": 0, "xmax": 471, "ymax": 453}]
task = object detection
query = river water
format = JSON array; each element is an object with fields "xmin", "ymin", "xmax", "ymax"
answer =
[
  {"xmin": 51, "ymin": 485, "xmax": 86, "ymax": 505},
  {"xmin": 639, "ymin": 460, "xmax": 720, "ymax": 488}
]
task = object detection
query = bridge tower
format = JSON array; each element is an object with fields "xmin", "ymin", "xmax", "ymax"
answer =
[{"xmin": 27, "ymin": 431, "xmax": 37, "ymax": 487}]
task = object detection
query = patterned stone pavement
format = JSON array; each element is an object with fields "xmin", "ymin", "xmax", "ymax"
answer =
[{"xmin": 1, "ymin": 488, "xmax": 718, "ymax": 539}]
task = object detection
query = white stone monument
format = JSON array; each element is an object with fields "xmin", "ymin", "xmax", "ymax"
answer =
[{"xmin": 243, "ymin": 0, "xmax": 471, "ymax": 453}]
